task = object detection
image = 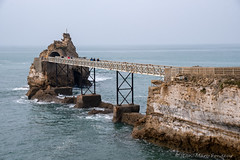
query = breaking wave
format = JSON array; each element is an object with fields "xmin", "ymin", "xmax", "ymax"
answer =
[
  {"xmin": 13, "ymin": 86, "xmax": 29, "ymax": 91},
  {"xmin": 16, "ymin": 96, "xmax": 56, "ymax": 105},
  {"xmin": 95, "ymin": 75, "xmax": 112, "ymax": 82},
  {"xmin": 85, "ymin": 114, "xmax": 113, "ymax": 121}
]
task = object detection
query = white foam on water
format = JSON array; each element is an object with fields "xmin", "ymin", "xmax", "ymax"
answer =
[
  {"xmin": 13, "ymin": 86, "xmax": 29, "ymax": 91},
  {"xmin": 16, "ymin": 96, "xmax": 54, "ymax": 105},
  {"xmin": 85, "ymin": 113, "xmax": 113, "ymax": 121},
  {"xmin": 68, "ymin": 104, "xmax": 75, "ymax": 108},
  {"xmin": 16, "ymin": 96, "xmax": 29, "ymax": 104},
  {"xmin": 56, "ymin": 106, "xmax": 73, "ymax": 111},
  {"xmin": 102, "ymin": 114, "xmax": 113, "ymax": 120},
  {"xmin": 57, "ymin": 94, "xmax": 74, "ymax": 99},
  {"xmin": 27, "ymin": 99, "xmax": 56, "ymax": 105},
  {"xmin": 92, "ymin": 107, "xmax": 105, "ymax": 111},
  {"xmin": 136, "ymin": 95, "xmax": 147, "ymax": 98},
  {"xmin": 36, "ymin": 101, "xmax": 55, "ymax": 105},
  {"xmin": 57, "ymin": 94, "xmax": 65, "ymax": 99},
  {"xmin": 94, "ymin": 75, "xmax": 112, "ymax": 82}
]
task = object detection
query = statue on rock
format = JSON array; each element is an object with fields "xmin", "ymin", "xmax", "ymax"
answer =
[{"xmin": 26, "ymin": 33, "xmax": 89, "ymax": 102}]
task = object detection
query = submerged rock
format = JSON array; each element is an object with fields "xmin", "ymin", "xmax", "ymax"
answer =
[{"xmin": 62, "ymin": 97, "xmax": 77, "ymax": 104}]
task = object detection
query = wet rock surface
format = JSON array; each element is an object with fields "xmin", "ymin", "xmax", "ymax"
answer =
[
  {"xmin": 121, "ymin": 113, "xmax": 145, "ymax": 126},
  {"xmin": 62, "ymin": 97, "xmax": 77, "ymax": 104},
  {"xmin": 88, "ymin": 108, "xmax": 113, "ymax": 115},
  {"xmin": 133, "ymin": 77, "xmax": 240, "ymax": 159}
]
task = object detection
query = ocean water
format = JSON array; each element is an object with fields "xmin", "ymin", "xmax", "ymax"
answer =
[{"xmin": 0, "ymin": 45, "xmax": 239, "ymax": 160}]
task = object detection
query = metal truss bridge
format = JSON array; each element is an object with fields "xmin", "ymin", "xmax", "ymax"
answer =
[
  {"xmin": 42, "ymin": 56, "xmax": 240, "ymax": 105},
  {"xmin": 45, "ymin": 57, "xmax": 170, "ymax": 77}
]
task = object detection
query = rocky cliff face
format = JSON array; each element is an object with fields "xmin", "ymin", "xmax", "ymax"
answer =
[
  {"xmin": 26, "ymin": 33, "xmax": 89, "ymax": 102},
  {"xmin": 39, "ymin": 33, "xmax": 78, "ymax": 58},
  {"xmin": 133, "ymin": 76, "xmax": 240, "ymax": 158}
]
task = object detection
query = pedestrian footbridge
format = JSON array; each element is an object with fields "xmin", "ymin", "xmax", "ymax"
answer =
[{"xmin": 42, "ymin": 56, "xmax": 240, "ymax": 105}]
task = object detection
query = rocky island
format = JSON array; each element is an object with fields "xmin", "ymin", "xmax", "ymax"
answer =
[
  {"xmin": 26, "ymin": 33, "xmax": 115, "ymax": 114},
  {"xmin": 26, "ymin": 33, "xmax": 89, "ymax": 102}
]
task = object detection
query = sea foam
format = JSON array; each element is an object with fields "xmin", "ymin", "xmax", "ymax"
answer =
[
  {"xmin": 95, "ymin": 75, "xmax": 112, "ymax": 82},
  {"xmin": 13, "ymin": 86, "xmax": 29, "ymax": 91}
]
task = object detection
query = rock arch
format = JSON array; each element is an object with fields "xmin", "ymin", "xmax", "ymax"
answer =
[{"xmin": 49, "ymin": 52, "xmax": 60, "ymax": 57}]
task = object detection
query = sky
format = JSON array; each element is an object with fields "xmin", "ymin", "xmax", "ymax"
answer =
[{"xmin": 0, "ymin": 0, "xmax": 240, "ymax": 46}]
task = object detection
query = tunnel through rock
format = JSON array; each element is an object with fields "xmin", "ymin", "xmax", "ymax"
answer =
[{"xmin": 49, "ymin": 52, "xmax": 60, "ymax": 57}]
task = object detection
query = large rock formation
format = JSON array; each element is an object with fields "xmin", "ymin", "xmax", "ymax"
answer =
[
  {"xmin": 132, "ymin": 76, "xmax": 240, "ymax": 159},
  {"xmin": 39, "ymin": 33, "xmax": 78, "ymax": 58},
  {"xmin": 26, "ymin": 33, "xmax": 89, "ymax": 102}
]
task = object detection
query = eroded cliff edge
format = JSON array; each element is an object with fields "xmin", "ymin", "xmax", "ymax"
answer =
[{"xmin": 132, "ymin": 76, "xmax": 240, "ymax": 158}]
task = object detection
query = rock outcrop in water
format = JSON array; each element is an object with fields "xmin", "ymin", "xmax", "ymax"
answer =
[
  {"xmin": 39, "ymin": 33, "xmax": 78, "ymax": 58},
  {"xmin": 132, "ymin": 76, "xmax": 240, "ymax": 158},
  {"xmin": 26, "ymin": 33, "xmax": 89, "ymax": 102}
]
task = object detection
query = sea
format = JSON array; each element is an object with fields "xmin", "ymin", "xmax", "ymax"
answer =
[{"xmin": 0, "ymin": 44, "xmax": 240, "ymax": 160}]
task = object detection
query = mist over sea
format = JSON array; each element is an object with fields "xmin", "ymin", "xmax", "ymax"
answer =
[{"xmin": 0, "ymin": 44, "xmax": 239, "ymax": 160}]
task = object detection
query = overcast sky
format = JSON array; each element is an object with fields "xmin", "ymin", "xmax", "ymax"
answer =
[{"xmin": 0, "ymin": 0, "xmax": 240, "ymax": 46}]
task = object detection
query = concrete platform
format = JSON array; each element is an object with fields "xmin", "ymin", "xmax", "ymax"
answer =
[
  {"xmin": 112, "ymin": 104, "xmax": 140, "ymax": 123},
  {"xmin": 75, "ymin": 94, "xmax": 101, "ymax": 108}
]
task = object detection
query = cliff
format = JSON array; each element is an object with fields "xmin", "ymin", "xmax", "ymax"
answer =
[
  {"xmin": 132, "ymin": 76, "xmax": 240, "ymax": 158},
  {"xmin": 26, "ymin": 33, "xmax": 89, "ymax": 102}
]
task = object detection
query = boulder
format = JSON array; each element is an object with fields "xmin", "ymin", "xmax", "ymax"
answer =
[{"xmin": 62, "ymin": 97, "xmax": 77, "ymax": 104}]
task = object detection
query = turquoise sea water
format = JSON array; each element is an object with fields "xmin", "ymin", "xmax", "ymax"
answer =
[{"xmin": 0, "ymin": 45, "xmax": 239, "ymax": 160}]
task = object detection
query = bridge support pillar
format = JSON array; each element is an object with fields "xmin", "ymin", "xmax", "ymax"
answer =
[
  {"xmin": 55, "ymin": 63, "xmax": 69, "ymax": 86},
  {"xmin": 116, "ymin": 71, "xmax": 134, "ymax": 105},
  {"xmin": 75, "ymin": 94, "xmax": 101, "ymax": 108},
  {"xmin": 80, "ymin": 67, "xmax": 96, "ymax": 95},
  {"xmin": 112, "ymin": 104, "xmax": 140, "ymax": 123}
]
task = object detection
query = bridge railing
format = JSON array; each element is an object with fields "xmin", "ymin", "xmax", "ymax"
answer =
[
  {"xmin": 42, "ymin": 56, "xmax": 240, "ymax": 79},
  {"xmin": 166, "ymin": 67, "xmax": 240, "ymax": 80},
  {"xmin": 44, "ymin": 57, "xmax": 170, "ymax": 76},
  {"xmin": 178, "ymin": 67, "xmax": 240, "ymax": 76}
]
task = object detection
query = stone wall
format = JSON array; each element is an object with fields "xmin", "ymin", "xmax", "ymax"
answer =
[{"xmin": 132, "ymin": 77, "xmax": 240, "ymax": 158}]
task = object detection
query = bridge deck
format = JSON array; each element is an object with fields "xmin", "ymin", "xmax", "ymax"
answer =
[
  {"xmin": 44, "ymin": 57, "xmax": 169, "ymax": 76},
  {"xmin": 43, "ymin": 57, "xmax": 240, "ymax": 78}
]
